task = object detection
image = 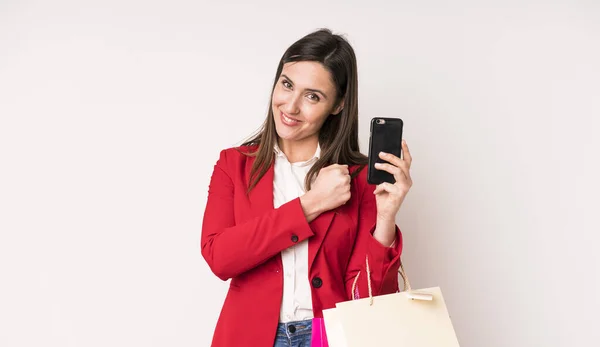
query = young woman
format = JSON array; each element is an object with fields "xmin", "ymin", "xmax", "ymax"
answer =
[{"xmin": 201, "ymin": 28, "xmax": 413, "ymax": 347}]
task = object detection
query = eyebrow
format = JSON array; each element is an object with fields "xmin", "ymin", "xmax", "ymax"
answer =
[{"xmin": 280, "ymin": 74, "xmax": 329, "ymax": 100}]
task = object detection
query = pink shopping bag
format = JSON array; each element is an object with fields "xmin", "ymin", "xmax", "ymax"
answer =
[{"xmin": 311, "ymin": 318, "xmax": 329, "ymax": 347}]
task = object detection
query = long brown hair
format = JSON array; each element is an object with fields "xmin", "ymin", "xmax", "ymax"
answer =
[{"xmin": 240, "ymin": 28, "xmax": 367, "ymax": 193}]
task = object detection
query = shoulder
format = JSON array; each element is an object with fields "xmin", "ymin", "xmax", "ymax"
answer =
[
  {"xmin": 215, "ymin": 144, "xmax": 260, "ymax": 166},
  {"xmin": 210, "ymin": 145, "xmax": 261, "ymax": 182}
]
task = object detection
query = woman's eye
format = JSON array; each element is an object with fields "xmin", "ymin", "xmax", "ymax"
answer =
[
  {"xmin": 282, "ymin": 80, "xmax": 292, "ymax": 89},
  {"xmin": 307, "ymin": 93, "xmax": 320, "ymax": 102}
]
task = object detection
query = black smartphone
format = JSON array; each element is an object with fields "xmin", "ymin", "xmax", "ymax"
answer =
[{"xmin": 367, "ymin": 117, "xmax": 404, "ymax": 185}]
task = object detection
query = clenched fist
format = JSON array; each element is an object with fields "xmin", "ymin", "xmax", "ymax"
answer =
[{"xmin": 300, "ymin": 164, "xmax": 351, "ymax": 222}]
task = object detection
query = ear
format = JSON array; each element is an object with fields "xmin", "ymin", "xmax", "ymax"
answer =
[{"xmin": 332, "ymin": 99, "xmax": 345, "ymax": 115}]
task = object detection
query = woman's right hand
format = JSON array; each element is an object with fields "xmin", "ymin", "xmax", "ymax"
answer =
[{"xmin": 299, "ymin": 164, "xmax": 351, "ymax": 222}]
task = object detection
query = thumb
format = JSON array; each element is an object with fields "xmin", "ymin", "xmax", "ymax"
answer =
[{"xmin": 373, "ymin": 182, "xmax": 393, "ymax": 195}]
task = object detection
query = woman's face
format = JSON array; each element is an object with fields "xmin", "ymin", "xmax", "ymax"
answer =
[{"xmin": 271, "ymin": 61, "xmax": 343, "ymax": 145}]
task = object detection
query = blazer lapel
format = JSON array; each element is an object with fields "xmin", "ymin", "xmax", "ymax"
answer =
[
  {"xmin": 308, "ymin": 210, "xmax": 336, "ymax": 270},
  {"xmin": 244, "ymin": 152, "xmax": 336, "ymax": 270}
]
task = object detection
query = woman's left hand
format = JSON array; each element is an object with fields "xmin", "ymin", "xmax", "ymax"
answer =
[{"xmin": 373, "ymin": 139, "xmax": 413, "ymax": 222}]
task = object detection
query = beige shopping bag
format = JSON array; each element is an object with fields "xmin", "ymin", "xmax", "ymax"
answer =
[{"xmin": 322, "ymin": 257, "xmax": 460, "ymax": 347}]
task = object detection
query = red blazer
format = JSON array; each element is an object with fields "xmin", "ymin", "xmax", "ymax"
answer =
[{"xmin": 201, "ymin": 145, "xmax": 403, "ymax": 347}]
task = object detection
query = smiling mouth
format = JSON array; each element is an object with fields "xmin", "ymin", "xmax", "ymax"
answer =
[{"xmin": 281, "ymin": 112, "xmax": 301, "ymax": 124}]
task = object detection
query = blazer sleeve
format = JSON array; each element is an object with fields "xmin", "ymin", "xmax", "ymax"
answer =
[
  {"xmin": 201, "ymin": 149, "xmax": 315, "ymax": 281},
  {"xmin": 344, "ymin": 176, "xmax": 403, "ymax": 299}
]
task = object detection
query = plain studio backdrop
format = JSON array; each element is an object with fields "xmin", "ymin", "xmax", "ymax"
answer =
[{"xmin": 1, "ymin": 0, "xmax": 599, "ymax": 346}]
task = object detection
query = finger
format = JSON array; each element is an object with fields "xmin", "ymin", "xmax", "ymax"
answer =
[
  {"xmin": 373, "ymin": 184, "xmax": 387, "ymax": 195},
  {"xmin": 329, "ymin": 164, "xmax": 347, "ymax": 174},
  {"xmin": 373, "ymin": 182, "xmax": 400, "ymax": 195},
  {"xmin": 402, "ymin": 140, "xmax": 412, "ymax": 166},
  {"xmin": 395, "ymin": 163, "xmax": 413, "ymax": 188},
  {"xmin": 376, "ymin": 162, "xmax": 411, "ymax": 188},
  {"xmin": 340, "ymin": 165, "xmax": 349, "ymax": 175},
  {"xmin": 374, "ymin": 162, "xmax": 402, "ymax": 177},
  {"xmin": 378, "ymin": 151, "xmax": 403, "ymax": 168},
  {"xmin": 375, "ymin": 162, "xmax": 408, "ymax": 185},
  {"xmin": 395, "ymin": 160, "xmax": 411, "ymax": 182},
  {"xmin": 344, "ymin": 174, "xmax": 351, "ymax": 185}
]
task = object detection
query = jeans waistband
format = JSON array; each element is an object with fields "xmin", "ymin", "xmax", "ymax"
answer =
[{"xmin": 276, "ymin": 318, "xmax": 313, "ymax": 337}]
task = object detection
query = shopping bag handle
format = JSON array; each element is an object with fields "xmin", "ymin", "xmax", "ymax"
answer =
[
  {"xmin": 351, "ymin": 256, "xmax": 413, "ymax": 305},
  {"xmin": 399, "ymin": 261, "xmax": 412, "ymax": 292}
]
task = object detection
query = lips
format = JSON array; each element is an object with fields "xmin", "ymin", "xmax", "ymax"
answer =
[{"xmin": 280, "ymin": 112, "xmax": 302, "ymax": 126}]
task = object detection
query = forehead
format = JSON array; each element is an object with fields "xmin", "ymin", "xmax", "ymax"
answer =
[{"xmin": 281, "ymin": 61, "xmax": 336, "ymax": 91}]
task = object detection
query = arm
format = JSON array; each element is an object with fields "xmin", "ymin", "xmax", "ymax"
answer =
[
  {"xmin": 344, "ymin": 179, "xmax": 403, "ymax": 299},
  {"xmin": 200, "ymin": 150, "xmax": 315, "ymax": 281}
]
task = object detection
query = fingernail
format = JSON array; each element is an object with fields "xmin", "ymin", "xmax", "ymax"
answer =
[
  {"xmin": 379, "ymin": 152, "xmax": 387, "ymax": 157},
  {"xmin": 374, "ymin": 163, "xmax": 381, "ymax": 167}
]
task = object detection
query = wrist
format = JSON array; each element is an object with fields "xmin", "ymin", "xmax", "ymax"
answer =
[
  {"xmin": 300, "ymin": 192, "xmax": 323, "ymax": 222},
  {"xmin": 376, "ymin": 212, "xmax": 396, "ymax": 223},
  {"xmin": 373, "ymin": 217, "xmax": 396, "ymax": 247}
]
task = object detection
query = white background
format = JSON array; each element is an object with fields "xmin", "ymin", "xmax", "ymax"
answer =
[{"xmin": 1, "ymin": 1, "xmax": 599, "ymax": 346}]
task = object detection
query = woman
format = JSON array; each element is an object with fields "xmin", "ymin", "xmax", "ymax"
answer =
[{"xmin": 201, "ymin": 28, "xmax": 413, "ymax": 347}]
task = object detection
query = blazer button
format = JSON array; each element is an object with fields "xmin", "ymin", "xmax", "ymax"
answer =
[
  {"xmin": 311, "ymin": 277, "xmax": 323, "ymax": 288},
  {"xmin": 291, "ymin": 234, "xmax": 299, "ymax": 243}
]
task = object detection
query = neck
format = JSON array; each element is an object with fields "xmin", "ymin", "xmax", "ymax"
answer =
[{"xmin": 278, "ymin": 136, "xmax": 319, "ymax": 163}]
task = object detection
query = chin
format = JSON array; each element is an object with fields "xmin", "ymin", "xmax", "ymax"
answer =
[{"xmin": 275, "ymin": 130, "xmax": 296, "ymax": 141}]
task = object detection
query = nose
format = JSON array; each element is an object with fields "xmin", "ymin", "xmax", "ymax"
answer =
[{"xmin": 282, "ymin": 92, "xmax": 301, "ymax": 115}]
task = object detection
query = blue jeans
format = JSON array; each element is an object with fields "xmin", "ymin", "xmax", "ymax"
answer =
[{"xmin": 273, "ymin": 319, "xmax": 312, "ymax": 347}]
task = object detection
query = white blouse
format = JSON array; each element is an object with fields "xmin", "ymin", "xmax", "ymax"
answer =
[{"xmin": 273, "ymin": 143, "xmax": 321, "ymax": 323}]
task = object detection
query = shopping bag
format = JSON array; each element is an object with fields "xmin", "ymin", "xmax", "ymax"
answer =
[
  {"xmin": 310, "ymin": 318, "xmax": 329, "ymax": 347},
  {"xmin": 321, "ymin": 305, "xmax": 347, "ymax": 347},
  {"xmin": 322, "ymin": 256, "xmax": 460, "ymax": 347}
]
